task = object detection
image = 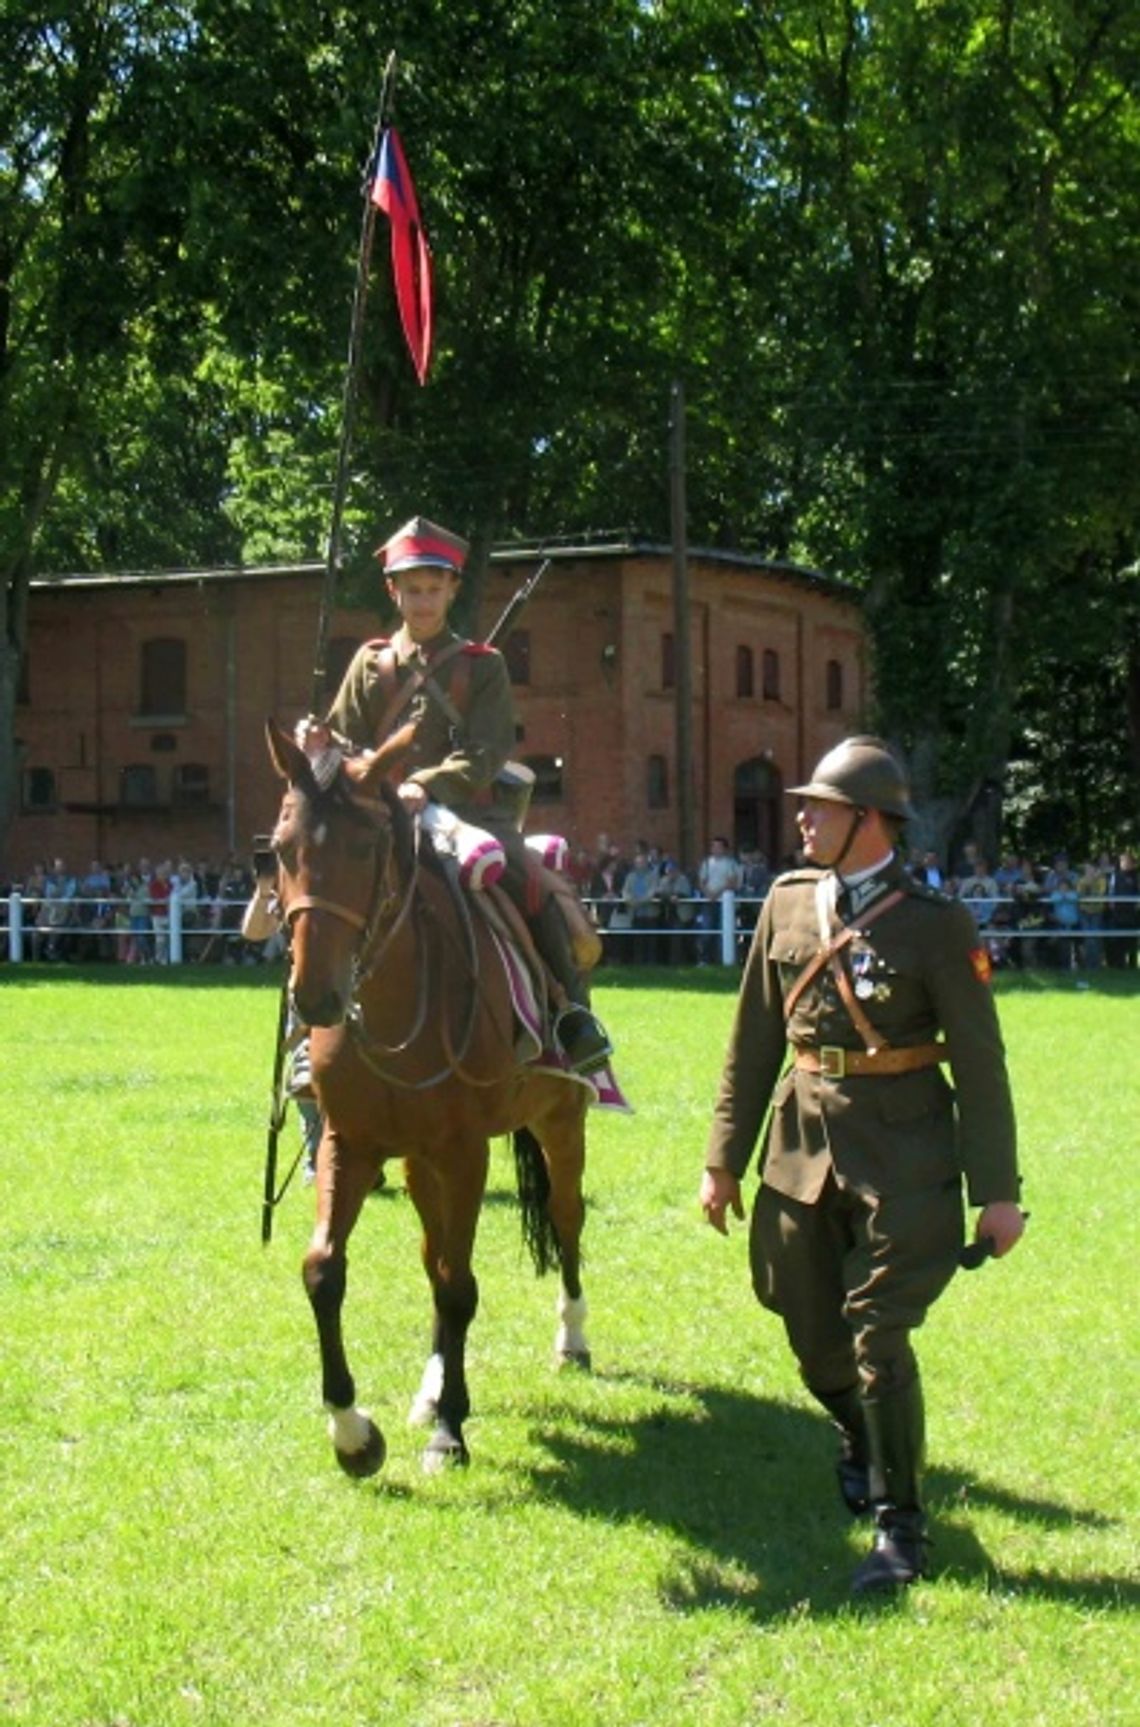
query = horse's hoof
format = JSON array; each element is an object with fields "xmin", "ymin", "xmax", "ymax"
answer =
[
  {"xmin": 333, "ymin": 1421, "xmax": 387, "ymax": 1479},
  {"xmin": 556, "ymin": 1348, "xmax": 592, "ymax": 1372},
  {"xmin": 422, "ymin": 1428, "xmax": 469, "ymax": 1474}
]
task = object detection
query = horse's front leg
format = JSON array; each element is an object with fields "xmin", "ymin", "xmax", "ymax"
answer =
[
  {"xmin": 404, "ymin": 1144, "xmax": 488, "ymax": 1473},
  {"xmin": 302, "ymin": 1128, "xmax": 386, "ymax": 1478},
  {"xmin": 539, "ymin": 1109, "xmax": 591, "ymax": 1370}
]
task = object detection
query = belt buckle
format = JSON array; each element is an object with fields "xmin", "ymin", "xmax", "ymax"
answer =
[{"xmin": 819, "ymin": 1045, "xmax": 846, "ymax": 1079}]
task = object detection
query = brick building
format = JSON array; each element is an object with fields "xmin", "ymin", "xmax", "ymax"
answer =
[{"xmin": 7, "ymin": 540, "xmax": 867, "ymax": 879}]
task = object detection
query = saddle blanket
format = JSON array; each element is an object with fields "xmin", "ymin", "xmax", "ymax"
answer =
[{"xmin": 486, "ymin": 925, "xmax": 632, "ymax": 1114}]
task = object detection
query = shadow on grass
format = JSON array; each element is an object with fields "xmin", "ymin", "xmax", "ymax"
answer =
[{"xmin": 517, "ymin": 1376, "xmax": 1137, "ymax": 1622}]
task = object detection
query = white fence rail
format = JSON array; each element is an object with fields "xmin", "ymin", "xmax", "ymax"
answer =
[{"xmin": 3, "ymin": 888, "xmax": 1138, "ymax": 966}]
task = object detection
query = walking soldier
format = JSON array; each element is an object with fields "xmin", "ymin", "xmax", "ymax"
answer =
[{"xmin": 700, "ymin": 736, "xmax": 1025, "ymax": 1593}]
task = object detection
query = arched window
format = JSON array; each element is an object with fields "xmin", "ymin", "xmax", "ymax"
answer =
[
  {"xmin": 503, "ymin": 628, "xmax": 531, "ymax": 685},
  {"xmin": 825, "ymin": 658, "xmax": 844, "ymax": 711},
  {"xmin": 173, "ymin": 762, "xmax": 211, "ymax": 807},
  {"xmin": 647, "ymin": 754, "xmax": 669, "ymax": 809},
  {"xmin": 762, "ymin": 648, "xmax": 781, "ymax": 701},
  {"xmin": 736, "ymin": 645, "xmax": 754, "ymax": 698},
  {"xmin": 139, "ymin": 638, "xmax": 187, "ymax": 718},
  {"xmin": 523, "ymin": 753, "xmax": 564, "ymax": 804},
  {"xmin": 121, "ymin": 763, "xmax": 160, "ymax": 808},
  {"xmin": 21, "ymin": 767, "xmax": 56, "ymax": 811}
]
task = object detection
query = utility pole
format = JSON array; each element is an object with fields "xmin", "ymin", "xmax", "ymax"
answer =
[{"xmin": 669, "ymin": 380, "xmax": 696, "ymax": 870}]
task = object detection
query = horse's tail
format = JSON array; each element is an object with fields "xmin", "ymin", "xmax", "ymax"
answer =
[{"xmin": 512, "ymin": 1127, "xmax": 559, "ymax": 1277}]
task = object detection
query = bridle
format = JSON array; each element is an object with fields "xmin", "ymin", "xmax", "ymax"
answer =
[{"xmin": 280, "ymin": 768, "xmax": 497, "ymax": 1090}]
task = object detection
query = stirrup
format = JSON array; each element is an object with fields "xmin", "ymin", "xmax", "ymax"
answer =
[{"xmin": 552, "ymin": 1004, "xmax": 613, "ymax": 1076}]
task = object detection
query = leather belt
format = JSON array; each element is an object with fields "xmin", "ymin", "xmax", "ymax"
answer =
[{"xmin": 794, "ymin": 1042, "xmax": 948, "ymax": 1079}]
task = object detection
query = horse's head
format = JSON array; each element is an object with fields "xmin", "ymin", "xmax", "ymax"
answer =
[{"xmin": 266, "ymin": 719, "xmax": 406, "ymax": 1026}]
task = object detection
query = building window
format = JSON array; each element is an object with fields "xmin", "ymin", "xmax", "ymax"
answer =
[
  {"xmin": 825, "ymin": 658, "xmax": 844, "ymax": 710},
  {"xmin": 661, "ymin": 632, "xmax": 675, "ymax": 690},
  {"xmin": 16, "ymin": 649, "xmax": 30, "ymax": 706},
  {"xmin": 647, "ymin": 754, "xmax": 669, "ymax": 809},
  {"xmin": 524, "ymin": 753, "xmax": 564, "ymax": 804},
  {"xmin": 139, "ymin": 638, "xmax": 187, "ymax": 718},
  {"xmin": 735, "ymin": 645, "xmax": 754, "ymax": 699},
  {"xmin": 121, "ymin": 763, "xmax": 160, "ymax": 808},
  {"xmin": 762, "ymin": 648, "xmax": 781, "ymax": 701},
  {"xmin": 503, "ymin": 629, "xmax": 531, "ymax": 686},
  {"xmin": 173, "ymin": 762, "xmax": 211, "ymax": 807},
  {"xmin": 21, "ymin": 767, "xmax": 56, "ymax": 812}
]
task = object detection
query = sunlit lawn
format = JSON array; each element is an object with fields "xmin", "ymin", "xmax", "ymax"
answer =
[{"xmin": 1, "ymin": 962, "xmax": 1136, "ymax": 1726}]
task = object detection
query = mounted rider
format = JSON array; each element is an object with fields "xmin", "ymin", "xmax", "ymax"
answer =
[{"xmin": 304, "ymin": 515, "xmax": 612, "ymax": 1077}]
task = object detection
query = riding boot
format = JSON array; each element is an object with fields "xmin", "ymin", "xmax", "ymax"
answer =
[
  {"xmin": 811, "ymin": 1383, "xmax": 871, "ymax": 1516},
  {"xmin": 532, "ymin": 898, "xmax": 613, "ymax": 1075},
  {"xmin": 851, "ymin": 1379, "xmax": 929, "ymax": 1594}
]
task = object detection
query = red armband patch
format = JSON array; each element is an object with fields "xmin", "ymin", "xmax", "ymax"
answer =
[{"xmin": 969, "ymin": 946, "xmax": 993, "ymax": 985}]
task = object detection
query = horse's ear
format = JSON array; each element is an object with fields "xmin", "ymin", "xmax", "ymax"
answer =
[{"xmin": 266, "ymin": 717, "xmax": 309, "ymax": 784}]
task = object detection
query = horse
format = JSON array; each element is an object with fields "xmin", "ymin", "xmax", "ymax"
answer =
[{"xmin": 265, "ymin": 718, "xmax": 593, "ymax": 1477}]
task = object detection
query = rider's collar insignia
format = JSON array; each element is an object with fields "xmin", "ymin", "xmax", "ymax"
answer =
[{"xmin": 846, "ymin": 875, "xmax": 889, "ymax": 918}]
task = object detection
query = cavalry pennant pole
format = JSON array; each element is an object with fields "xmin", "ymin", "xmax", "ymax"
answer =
[
  {"xmin": 309, "ymin": 51, "xmax": 434, "ymax": 717},
  {"xmin": 266, "ymin": 51, "xmax": 435, "ymax": 1244}
]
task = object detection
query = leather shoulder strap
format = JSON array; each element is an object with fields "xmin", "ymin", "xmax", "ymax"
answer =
[
  {"xmin": 782, "ymin": 887, "xmax": 904, "ymax": 1026},
  {"xmin": 373, "ymin": 638, "xmax": 469, "ymax": 743}
]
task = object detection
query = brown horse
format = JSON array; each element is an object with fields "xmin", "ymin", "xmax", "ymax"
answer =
[{"xmin": 266, "ymin": 719, "xmax": 592, "ymax": 1476}]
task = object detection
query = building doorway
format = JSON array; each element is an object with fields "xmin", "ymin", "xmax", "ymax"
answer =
[{"xmin": 733, "ymin": 755, "xmax": 783, "ymax": 867}]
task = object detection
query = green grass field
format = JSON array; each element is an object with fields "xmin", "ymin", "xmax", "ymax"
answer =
[{"xmin": 1, "ymin": 964, "xmax": 1137, "ymax": 1727}]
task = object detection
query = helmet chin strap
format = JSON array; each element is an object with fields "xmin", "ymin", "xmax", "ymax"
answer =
[{"xmin": 829, "ymin": 806, "xmax": 866, "ymax": 876}]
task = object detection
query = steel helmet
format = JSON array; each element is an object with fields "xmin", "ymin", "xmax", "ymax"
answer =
[{"xmin": 789, "ymin": 736, "xmax": 914, "ymax": 821}]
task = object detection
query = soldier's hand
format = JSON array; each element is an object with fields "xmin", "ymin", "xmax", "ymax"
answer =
[
  {"xmin": 700, "ymin": 1168, "xmax": 744, "ymax": 1236},
  {"xmin": 974, "ymin": 1200, "xmax": 1026, "ymax": 1259},
  {"xmin": 294, "ymin": 716, "xmax": 332, "ymax": 755}
]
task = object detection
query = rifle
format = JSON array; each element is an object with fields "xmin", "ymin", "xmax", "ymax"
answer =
[{"xmin": 486, "ymin": 556, "xmax": 551, "ymax": 648}]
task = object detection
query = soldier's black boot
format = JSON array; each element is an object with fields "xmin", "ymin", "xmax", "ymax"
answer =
[
  {"xmin": 534, "ymin": 899, "xmax": 613, "ymax": 1075},
  {"xmin": 812, "ymin": 1383, "xmax": 871, "ymax": 1516},
  {"xmin": 851, "ymin": 1380, "xmax": 928, "ymax": 1595}
]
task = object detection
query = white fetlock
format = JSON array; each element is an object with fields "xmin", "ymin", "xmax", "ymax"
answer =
[
  {"xmin": 326, "ymin": 1404, "xmax": 374, "ymax": 1455},
  {"xmin": 555, "ymin": 1291, "xmax": 589, "ymax": 1362},
  {"xmin": 408, "ymin": 1352, "xmax": 445, "ymax": 1427}
]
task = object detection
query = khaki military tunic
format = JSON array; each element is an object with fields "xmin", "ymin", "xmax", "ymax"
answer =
[
  {"xmin": 706, "ymin": 857, "xmax": 1018, "ymax": 1203},
  {"xmin": 325, "ymin": 626, "xmax": 517, "ymax": 826}
]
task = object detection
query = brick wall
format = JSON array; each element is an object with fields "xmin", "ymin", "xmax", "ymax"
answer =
[{"xmin": 7, "ymin": 549, "xmax": 866, "ymax": 880}]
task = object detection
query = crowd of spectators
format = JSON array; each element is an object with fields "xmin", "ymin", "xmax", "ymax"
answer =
[
  {"xmin": 3, "ymin": 836, "xmax": 1138, "ymax": 971},
  {"xmin": 2, "ymin": 853, "xmax": 282, "ymax": 965},
  {"xmin": 569, "ymin": 833, "xmax": 1140, "ymax": 972},
  {"xmin": 906, "ymin": 844, "xmax": 1139, "ymax": 972}
]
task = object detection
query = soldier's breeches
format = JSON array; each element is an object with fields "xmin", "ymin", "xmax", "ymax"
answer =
[{"xmin": 750, "ymin": 1174, "xmax": 963, "ymax": 1399}]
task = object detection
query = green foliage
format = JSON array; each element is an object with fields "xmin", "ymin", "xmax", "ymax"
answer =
[
  {"xmin": 2, "ymin": 1, "xmax": 1139, "ymax": 851},
  {"xmin": 0, "ymin": 966, "xmax": 1137, "ymax": 1725}
]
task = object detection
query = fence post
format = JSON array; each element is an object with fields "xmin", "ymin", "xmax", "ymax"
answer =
[
  {"xmin": 719, "ymin": 889, "xmax": 737, "ymax": 965},
  {"xmin": 169, "ymin": 891, "xmax": 183, "ymax": 965},
  {"xmin": 8, "ymin": 890, "xmax": 23, "ymax": 962}
]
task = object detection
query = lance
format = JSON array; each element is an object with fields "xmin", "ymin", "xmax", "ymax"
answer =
[
  {"xmin": 308, "ymin": 49, "xmax": 400, "ymax": 716},
  {"xmin": 263, "ymin": 52, "xmax": 401, "ymax": 1244}
]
